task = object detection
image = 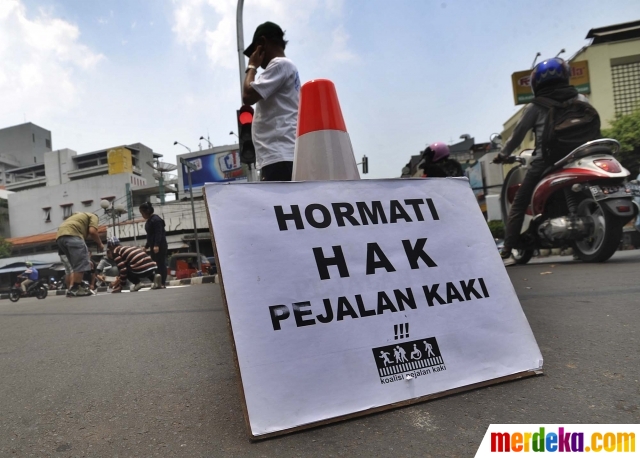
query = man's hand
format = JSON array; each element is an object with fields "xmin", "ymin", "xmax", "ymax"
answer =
[
  {"xmin": 248, "ymin": 44, "xmax": 265, "ymax": 68},
  {"xmin": 153, "ymin": 246, "xmax": 160, "ymax": 254},
  {"xmin": 493, "ymin": 153, "xmax": 508, "ymax": 164},
  {"xmin": 242, "ymin": 44, "xmax": 264, "ymax": 105}
]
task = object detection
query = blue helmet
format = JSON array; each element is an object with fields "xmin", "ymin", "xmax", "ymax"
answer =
[{"xmin": 530, "ymin": 58, "xmax": 570, "ymax": 95}]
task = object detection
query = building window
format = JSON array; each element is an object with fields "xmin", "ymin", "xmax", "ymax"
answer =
[
  {"xmin": 61, "ymin": 204, "xmax": 73, "ymax": 219},
  {"xmin": 46, "ymin": 139, "xmax": 51, "ymax": 149},
  {"xmin": 611, "ymin": 60, "xmax": 640, "ymax": 117},
  {"xmin": 32, "ymin": 133, "xmax": 35, "ymax": 143},
  {"xmin": 43, "ymin": 207, "xmax": 51, "ymax": 223},
  {"xmin": 82, "ymin": 200, "xmax": 93, "ymax": 207}
]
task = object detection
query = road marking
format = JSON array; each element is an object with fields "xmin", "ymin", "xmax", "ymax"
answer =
[{"xmin": 94, "ymin": 285, "xmax": 191, "ymax": 296}]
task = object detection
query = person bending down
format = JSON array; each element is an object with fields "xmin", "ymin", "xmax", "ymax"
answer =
[{"xmin": 106, "ymin": 237, "xmax": 162, "ymax": 293}]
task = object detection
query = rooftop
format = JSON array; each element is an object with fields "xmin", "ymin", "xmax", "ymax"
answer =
[{"xmin": 586, "ymin": 20, "xmax": 640, "ymax": 44}]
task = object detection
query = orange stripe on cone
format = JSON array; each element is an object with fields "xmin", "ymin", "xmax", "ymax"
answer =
[{"xmin": 293, "ymin": 79, "xmax": 360, "ymax": 181}]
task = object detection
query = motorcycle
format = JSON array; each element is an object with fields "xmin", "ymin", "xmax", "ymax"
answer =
[
  {"xmin": 500, "ymin": 138, "xmax": 640, "ymax": 264},
  {"xmin": 9, "ymin": 277, "xmax": 49, "ymax": 302}
]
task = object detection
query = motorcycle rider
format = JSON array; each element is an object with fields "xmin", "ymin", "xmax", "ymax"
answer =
[
  {"xmin": 419, "ymin": 142, "xmax": 464, "ymax": 178},
  {"xmin": 19, "ymin": 261, "xmax": 39, "ymax": 293},
  {"xmin": 493, "ymin": 57, "xmax": 592, "ymax": 264}
]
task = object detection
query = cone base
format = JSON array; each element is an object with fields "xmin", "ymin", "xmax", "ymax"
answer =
[{"xmin": 293, "ymin": 130, "xmax": 361, "ymax": 181}]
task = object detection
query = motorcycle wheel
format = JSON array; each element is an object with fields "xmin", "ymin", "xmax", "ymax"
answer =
[
  {"xmin": 8, "ymin": 289, "xmax": 21, "ymax": 302},
  {"xmin": 36, "ymin": 287, "xmax": 48, "ymax": 300},
  {"xmin": 573, "ymin": 198, "xmax": 623, "ymax": 262},
  {"xmin": 511, "ymin": 248, "xmax": 534, "ymax": 265}
]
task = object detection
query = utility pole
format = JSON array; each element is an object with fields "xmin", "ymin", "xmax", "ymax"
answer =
[
  {"xmin": 179, "ymin": 157, "xmax": 202, "ymax": 273},
  {"xmin": 236, "ymin": 0, "xmax": 257, "ymax": 183},
  {"xmin": 236, "ymin": 0, "xmax": 246, "ymax": 103}
]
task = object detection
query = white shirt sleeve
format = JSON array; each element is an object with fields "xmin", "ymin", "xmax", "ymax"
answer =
[{"xmin": 251, "ymin": 60, "xmax": 287, "ymax": 101}]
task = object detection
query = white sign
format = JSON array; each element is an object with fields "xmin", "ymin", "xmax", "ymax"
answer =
[{"xmin": 205, "ymin": 178, "xmax": 542, "ymax": 438}]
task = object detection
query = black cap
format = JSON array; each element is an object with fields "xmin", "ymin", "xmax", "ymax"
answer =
[{"xmin": 243, "ymin": 21, "xmax": 284, "ymax": 57}]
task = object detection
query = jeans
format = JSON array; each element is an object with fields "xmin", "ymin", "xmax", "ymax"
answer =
[
  {"xmin": 504, "ymin": 159, "xmax": 548, "ymax": 249},
  {"xmin": 150, "ymin": 245, "xmax": 167, "ymax": 286},
  {"xmin": 261, "ymin": 161, "xmax": 293, "ymax": 181},
  {"xmin": 127, "ymin": 269, "xmax": 157, "ymax": 285}
]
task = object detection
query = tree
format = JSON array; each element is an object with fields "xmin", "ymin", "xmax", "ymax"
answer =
[
  {"xmin": 602, "ymin": 108, "xmax": 640, "ymax": 177},
  {"xmin": 0, "ymin": 237, "xmax": 11, "ymax": 258}
]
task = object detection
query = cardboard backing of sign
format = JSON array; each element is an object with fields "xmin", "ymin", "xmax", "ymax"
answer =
[{"xmin": 204, "ymin": 178, "xmax": 543, "ymax": 439}]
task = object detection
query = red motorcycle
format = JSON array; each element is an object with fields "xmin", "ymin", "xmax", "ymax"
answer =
[{"xmin": 501, "ymin": 138, "xmax": 640, "ymax": 264}]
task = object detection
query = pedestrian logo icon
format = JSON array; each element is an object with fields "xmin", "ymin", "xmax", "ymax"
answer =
[{"xmin": 371, "ymin": 337, "xmax": 446, "ymax": 384}]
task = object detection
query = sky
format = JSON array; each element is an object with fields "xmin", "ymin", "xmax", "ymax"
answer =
[{"xmin": 1, "ymin": 0, "xmax": 639, "ymax": 178}]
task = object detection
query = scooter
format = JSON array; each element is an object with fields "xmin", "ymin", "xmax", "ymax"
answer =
[
  {"xmin": 501, "ymin": 138, "xmax": 640, "ymax": 264},
  {"xmin": 9, "ymin": 277, "xmax": 49, "ymax": 302}
]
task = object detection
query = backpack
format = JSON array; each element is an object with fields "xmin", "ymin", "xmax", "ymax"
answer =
[{"xmin": 532, "ymin": 96, "xmax": 601, "ymax": 164}]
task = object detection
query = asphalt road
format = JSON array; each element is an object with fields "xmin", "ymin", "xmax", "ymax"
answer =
[{"xmin": 1, "ymin": 251, "xmax": 639, "ymax": 457}]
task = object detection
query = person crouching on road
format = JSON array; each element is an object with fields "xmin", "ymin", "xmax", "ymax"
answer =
[{"xmin": 106, "ymin": 237, "xmax": 162, "ymax": 293}]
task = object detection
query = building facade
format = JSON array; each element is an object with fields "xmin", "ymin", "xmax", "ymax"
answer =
[
  {"xmin": 0, "ymin": 123, "xmax": 52, "ymax": 187},
  {"xmin": 0, "ymin": 189, "xmax": 12, "ymax": 239},
  {"xmin": 7, "ymin": 143, "xmax": 159, "ymax": 238}
]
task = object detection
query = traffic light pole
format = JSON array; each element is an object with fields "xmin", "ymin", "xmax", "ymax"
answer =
[
  {"xmin": 356, "ymin": 155, "xmax": 369, "ymax": 175},
  {"xmin": 236, "ymin": 0, "xmax": 246, "ymax": 103},
  {"xmin": 180, "ymin": 158, "xmax": 202, "ymax": 273},
  {"xmin": 236, "ymin": 3, "xmax": 258, "ymax": 182}
]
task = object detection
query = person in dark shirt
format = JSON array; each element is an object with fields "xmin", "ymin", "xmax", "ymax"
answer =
[{"xmin": 139, "ymin": 202, "xmax": 168, "ymax": 288}]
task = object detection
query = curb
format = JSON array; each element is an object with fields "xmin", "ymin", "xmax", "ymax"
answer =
[
  {"xmin": 167, "ymin": 275, "xmax": 218, "ymax": 287},
  {"xmin": 0, "ymin": 275, "xmax": 218, "ymax": 300}
]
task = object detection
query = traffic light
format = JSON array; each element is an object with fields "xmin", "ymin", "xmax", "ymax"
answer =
[
  {"xmin": 237, "ymin": 105, "xmax": 255, "ymax": 164},
  {"xmin": 362, "ymin": 155, "xmax": 369, "ymax": 174}
]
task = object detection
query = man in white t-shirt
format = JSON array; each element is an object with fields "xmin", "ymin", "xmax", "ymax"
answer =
[{"xmin": 242, "ymin": 22, "xmax": 300, "ymax": 181}]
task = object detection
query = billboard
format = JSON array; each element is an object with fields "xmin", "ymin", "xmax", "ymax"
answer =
[
  {"xmin": 182, "ymin": 150, "xmax": 247, "ymax": 191},
  {"xmin": 511, "ymin": 60, "xmax": 591, "ymax": 105}
]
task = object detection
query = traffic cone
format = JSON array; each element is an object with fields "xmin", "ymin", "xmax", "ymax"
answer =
[{"xmin": 292, "ymin": 79, "xmax": 361, "ymax": 181}]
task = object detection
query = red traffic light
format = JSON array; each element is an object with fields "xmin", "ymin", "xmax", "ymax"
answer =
[
  {"xmin": 238, "ymin": 104, "xmax": 254, "ymax": 125},
  {"xmin": 239, "ymin": 111, "xmax": 253, "ymax": 125}
]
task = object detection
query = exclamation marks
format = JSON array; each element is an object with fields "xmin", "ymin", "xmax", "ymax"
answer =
[{"xmin": 394, "ymin": 323, "xmax": 410, "ymax": 340}]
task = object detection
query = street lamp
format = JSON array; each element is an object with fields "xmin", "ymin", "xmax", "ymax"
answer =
[
  {"xmin": 199, "ymin": 136, "xmax": 214, "ymax": 148},
  {"xmin": 179, "ymin": 157, "xmax": 202, "ymax": 274},
  {"xmin": 173, "ymin": 141, "xmax": 191, "ymax": 153},
  {"xmin": 100, "ymin": 199, "xmax": 127, "ymax": 238},
  {"xmin": 229, "ymin": 131, "xmax": 238, "ymax": 139}
]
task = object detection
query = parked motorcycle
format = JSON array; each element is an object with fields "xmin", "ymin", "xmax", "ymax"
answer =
[
  {"xmin": 9, "ymin": 277, "xmax": 49, "ymax": 302},
  {"xmin": 501, "ymin": 138, "xmax": 640, "ymax": 264}
]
